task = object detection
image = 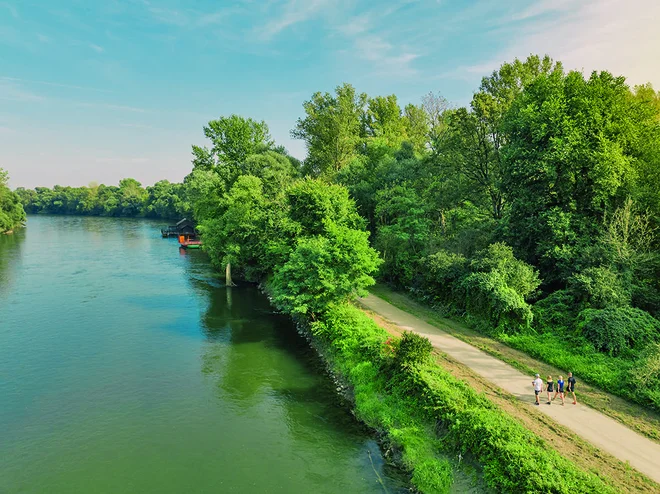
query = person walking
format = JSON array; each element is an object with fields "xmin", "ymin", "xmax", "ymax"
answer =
[
  {"xmin": 532, "ymin": 373, "xmax": 543, "ymax": 405},
  {"xmin": 546, "ymin": 375, "xmax": 554, "ymax": 405},
  {"xmin": 553, "ymin": 375, "xmax": 565, "ymax": 405},
  {"xmin": 567, "ymin": 372, "xmax": 577, "ymax": 405}
]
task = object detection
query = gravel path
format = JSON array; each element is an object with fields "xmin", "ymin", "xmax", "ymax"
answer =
[{"xmin": 359, "ymin": 293, "xmax": 660, "ymax": 483}]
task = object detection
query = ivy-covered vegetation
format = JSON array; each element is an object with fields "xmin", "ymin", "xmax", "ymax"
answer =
[
  {"xmin": 14, "ymin": 178, "xmax": 188, "ymax": 220},
  {"xmin": 0, "ymin": 168, "xmax": 26, "ymax": 233}
]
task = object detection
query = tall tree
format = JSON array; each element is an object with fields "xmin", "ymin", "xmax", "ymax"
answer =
[
  {"xmin": 292, "ymin": 83, "xmax": 367, "ymax": 177},
  {"xmin": 502, "ymin": 69, "xmax": 648, "ymax": 283},
  {"xmin": 193, "ymin": 115, "xmax": 273, "ymax": 174}
]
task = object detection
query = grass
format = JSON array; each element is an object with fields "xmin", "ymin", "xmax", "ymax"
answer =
[
  {"xmin": 362, "ymin": 307, "xmax": 660, "ymax": 493},
  {"xmin": 369, "ymin": 283, "xmax": 660, "ymax": 443},
  {"xmin": 307, "ymin": 302, "xmax": 616, "ymax": 493}
]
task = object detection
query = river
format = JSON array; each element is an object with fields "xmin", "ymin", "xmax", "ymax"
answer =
[{"xmin": 0, "ymin": 215, "xmax": 409, "ymax": 493}]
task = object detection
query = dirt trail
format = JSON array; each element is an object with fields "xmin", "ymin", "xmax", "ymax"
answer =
[{"xmin": 359, "ymin": 293, "xmax": 660, "ymax": 484}]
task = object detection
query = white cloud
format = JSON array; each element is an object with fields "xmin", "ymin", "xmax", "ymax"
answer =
[
  {"xmin": 0, "ymin": 2, "xmax": 18, "ymax": 18},
  {"xmin": 89, "ymin": 43, "xmax": 104, "ymax": 53},
  {"xmin": 260, "ymin": 0, "xmax": 330, "ymax": 40},
  {"xmin": 36, "ymin": 33, "xmax": 50, "ymax": 43},
  {"xmin": 453, "ymin": 0, "xmax": 660, "ymax": 88},
  {"xmin": 147, "ymin": 6, "xmax": 189, "ymax": 26},
  {"xmin": 510, "ymin": 0, "xmax": 574, "ymax": 21},
  {"xmin": 197, "ymin": 10, "xmax": 232, "ymax": 27},
  {"xmin": 0, "ymin": 80, "xmax": 45, "ymax": 102},
  {"xmin": 338, "ymin": 13, "xmax": 370, "ymax": 36},
  {"xmin": 75, "ymin": 102, "xmax": 148, "ymax": 113},
  {"xmin": 350, "ymin": 35, "xmax": 419, "ymax": 76}
]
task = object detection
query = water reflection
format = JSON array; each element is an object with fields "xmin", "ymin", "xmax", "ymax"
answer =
[
  {"xmin": 177, "ymin": 250, "xmax": 410, "ymax": 492},
  {"xmin": 0, "ymin": 226, "xmax": 26, "ymax": 296}
]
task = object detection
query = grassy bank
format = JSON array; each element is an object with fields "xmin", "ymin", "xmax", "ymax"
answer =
[
  {"xmin": 307, "ymin": 302, "xmax": 614, "ymax": 493},
  {"xmin": 363, "ymin": 307, "xmax": 660, "ymax": 493},
  {"xmin": 370, "ymin": 284, "xmax": 660, "ymax": 443}
]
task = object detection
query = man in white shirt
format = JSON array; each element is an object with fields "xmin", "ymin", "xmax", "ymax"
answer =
[{"xmin": 532, "ymin": 373, "xmax": 543, "ymax": 406}]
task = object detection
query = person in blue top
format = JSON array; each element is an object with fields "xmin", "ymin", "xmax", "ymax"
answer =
[{"xmin": 552, "ymin": 375, "xmax": 565, "ymax": 405}]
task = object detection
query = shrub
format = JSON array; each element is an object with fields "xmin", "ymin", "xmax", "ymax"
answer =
[
  {"xmin": 569, "ymin": 266, "xmax": 630, "ymax": 309},
  {"xmin": 394, "ymin": 331, "xmax": 433, "ymax": 369},
  {"xmin": 532, "ymin": 289, "xmax": 579, "ymax": 333},
  {"xmin": 576, "ymin": 307, "xmax": 660, "ymax": 356},
  {"xmin": 418, "ymin": 250, "xmax": 468, "ymax": 307},
  {"xmin": 630, "ymin": 342, "xmax": 660, "ymax": 387},
  {"xmin": 461, "ymin": 271, "xmax": 534, "ymax": 332},
  {"xmin": 470, "ymin": 242, "xmax": 541, "ymax": 299}
]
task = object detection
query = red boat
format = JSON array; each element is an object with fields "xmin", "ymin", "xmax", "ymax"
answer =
[{"xmin": 178, "ymin": 234, "xmax": 202, "ymax": 249}]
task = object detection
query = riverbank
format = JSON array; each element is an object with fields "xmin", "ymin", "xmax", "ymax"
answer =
[
  {"xmin": 292, "ymin": 300, "xmax": 616, "ymax": 493},
  {"xmin": 358, "ymin": 295, "xmax": 660, "ymax": 492},
  {"xmin": 370, "ymin": 284, "xmax": 660, "ymax": 443}
]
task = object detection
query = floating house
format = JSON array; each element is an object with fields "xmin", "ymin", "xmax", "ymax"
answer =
[{"xmin": 161, "ymin": 218, "xmax": 198, "ymax": 238}]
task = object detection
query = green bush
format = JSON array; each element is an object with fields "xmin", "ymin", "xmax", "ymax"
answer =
[
  {"xmin": 577, "ymin": 307, "xmax": 660, "ymax": 356},
  {"xmin": 630, "ymin": 343, "xmax": 660, "ymax": 388},
  {"xmin": 532, "ymin": 289, "xmax": 580, "ymax": 333},
  {"xmin": 418, "ymin": 250, "xmax": 468, "ymax": 308},
  {"xmin": 569, "ymin": 266, "xmax": 631, "ymax": 309},
  {"xmin": 394, "ymin": 331, "xmax": 433, "ymax": 369},
  {"xmin": 461, "ymin": 271, "xmax": 534, "ymax": 332},
  {"xmin": 470, "ymin": 243, "xmax": 541, "ymax": 299}
]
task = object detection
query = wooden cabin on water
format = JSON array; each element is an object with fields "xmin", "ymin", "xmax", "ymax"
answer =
[
  {"xmin": 161, "ymin": 218, "xmax": 203, "ymax": 248},
  {"xmin": 161, "ymin": 218, "xmax": 197, "ymax": 238}
]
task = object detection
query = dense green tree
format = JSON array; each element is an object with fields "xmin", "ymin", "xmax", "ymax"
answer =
[
  {"xmin": 199, "ymin": 114, "xmax": 273, "ymax": 169},
  {"xmin": 0, "ymin": 168, "xmax": 26, "ymax": 233},
  {"xmin": 14, "ymin": 179, "xmax": 187, "ymax": 219},
  {"xmin": 502, "ymin": 69, "xmax": 650, "ymax": 283},
  {"xmin": 292, "ymin": 83, "xmax": 367, "ymax": 177},
  {"xmin": 270, "ymin": 221, "xmax": 381, "ymax": 316}
]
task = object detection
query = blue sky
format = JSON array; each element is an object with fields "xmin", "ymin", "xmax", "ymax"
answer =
[{"xmin": 2, "ymin": 0, "xmax": 659, "ymax": 188}]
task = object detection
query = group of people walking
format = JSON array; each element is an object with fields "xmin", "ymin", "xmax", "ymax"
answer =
[{"xmin": 532, "ymin": 372, "xmax": 577, "ymax": 406}]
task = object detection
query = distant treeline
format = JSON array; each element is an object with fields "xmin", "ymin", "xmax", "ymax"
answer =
[{"xmin": 15, "ymin": 179, "xmax": 189, "ymax": 220}]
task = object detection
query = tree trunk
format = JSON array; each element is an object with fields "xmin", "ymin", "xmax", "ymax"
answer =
[{"xmin": 225, "ymin": 262, "xmax": 236, "ymax": 287}]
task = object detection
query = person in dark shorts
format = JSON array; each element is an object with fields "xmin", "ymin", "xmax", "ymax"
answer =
[
  {"xmin": 567, "ymin": 372, "xmax": 577, "ymax": 405},
  {"xmin": 546, "ymin": 376, "xmax": 554, "ymax": 405},
  {"xmin": 553, "ymin": 375, "xmax": 565, "ymax": 405},
  {"xmin": 532, "ymin": 373, "xmax": 543, "ymax": 405}
]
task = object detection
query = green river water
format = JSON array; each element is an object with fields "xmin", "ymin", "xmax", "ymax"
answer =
[{"xmin": 0, "ymin": 215, "xmax": 409, "ymax": 493}]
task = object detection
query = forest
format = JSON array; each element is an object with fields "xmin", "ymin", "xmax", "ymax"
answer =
[
  {"xmin": 182, "ymin": 55, "xmax": 660, "ymax": 413},
  {"xmin": 14, "ymin": 55, "xmax": 660, "ymax": 414}
]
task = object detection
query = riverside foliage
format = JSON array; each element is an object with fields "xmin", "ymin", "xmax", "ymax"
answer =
[
  {"xmin": 180, "ymin": 111, "xmax": 617, "ymax": 491},
  {"xmin": 0, "ymin": 168, "xmax": 25, "ymax": 233},
  {"xmin": 287, "ymin": 55, "xmax": 660, "ymax": 411}
]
